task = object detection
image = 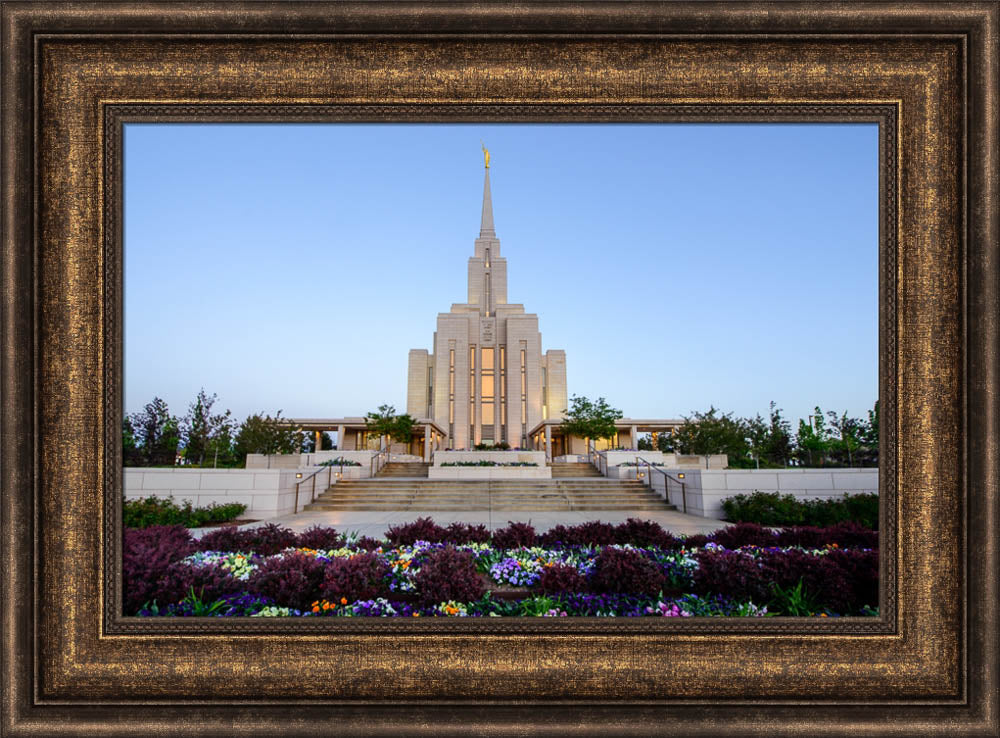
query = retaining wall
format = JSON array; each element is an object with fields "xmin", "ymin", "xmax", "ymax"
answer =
[
  {"xmin": 643, "ymin": 468, "xmax": 879, "ymax": 519},
  {"xmin": 124, "ymin": 467, "xmax": 329, "ymax": 518}
]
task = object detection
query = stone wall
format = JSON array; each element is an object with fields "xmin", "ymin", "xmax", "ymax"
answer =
[
  {"xmin": 432, "ymin": 450, "xmax": 547, "ymax": 466},
  {"xmin": 643, "ymin": 468, "xmax": 879, "ymax": 519},
  {"xmin": 124, "ymin": 467, "xmax": 335, "ymax": 518}
]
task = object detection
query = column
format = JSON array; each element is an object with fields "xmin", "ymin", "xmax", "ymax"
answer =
[
  {"xmin": 545, "ymin": 424, "xmax": 552, "ymax": 462},
  {"xmin": 423, "ymin": 425, "xmax": 431, "ymax": 463},
  {"xmin": 630, "ymin": 425, "xmax": 637, "ymax": 450},
  {"xmin": 337, "ymin": 425, "xmax": 345, "ymax": 451},
  {"xmin": 315, "ymin": 430, "xmax": 322, "ymax": 454}
]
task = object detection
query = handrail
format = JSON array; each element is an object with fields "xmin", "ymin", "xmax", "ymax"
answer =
[
  {"xmin": 635, "ymin": 456, "xmax": 687, "ymax": 514},
  {"xmin": 587, "ymin": 440, "xmax": 608, "ymax": 476},
  {"xmin": 293, "ymin": 464, "xmax": 333, "ymax": 515},
  {"xmin": 369, "ymin": 445, "xmax": 389, "ymax": 477}
]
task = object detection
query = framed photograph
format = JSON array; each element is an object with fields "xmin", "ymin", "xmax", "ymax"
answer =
[{"xmin": 2, "ymin": 3, "xmax": 996, "ymax": 736}]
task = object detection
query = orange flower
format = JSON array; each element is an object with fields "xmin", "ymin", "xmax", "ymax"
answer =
[
  {"xmin": 340, "ymin": 597, "xmax": 348, "ymax": 605},
  {"xmin": 412, "ymin": 612, "xmax": 420, "ymax": 617},
  {"xmin": 312, "ymin": 606, "xmax": 320, "ymax": 613}
]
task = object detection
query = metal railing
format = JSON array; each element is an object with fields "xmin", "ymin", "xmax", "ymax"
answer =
[
  {"xmin": 634, "ymin": 456, "xmax": 688, "ymax": 514},
  {"xmin": 293, "ymin": 465, "xmax": 334, "ymax": 515},
  {"xmin": 586, "ymin": 440, "xmax": 608, "ymax": 476},
  {"xmin": 370, "ymin": 445, "xmax": 389, "ymax": 477}
]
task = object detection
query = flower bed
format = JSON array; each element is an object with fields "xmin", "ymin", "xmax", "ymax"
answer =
[
  {"xmin": 123, "ymin": 495, "xmax": 247, "ymax": 529},
  {"xmin": 318, "ymin": 457, "xmax": 363, "ymax": 467},
  {"xmin": 127, "ymin": 520, "xmax": 878, "ymax": 618},
  {"xmin": 721, "ymin": 490, "xmax": 879, "ymax": 529},
  {"xmin": 440, "ymin": 461, "xmax": 539, "ymax": 467}
]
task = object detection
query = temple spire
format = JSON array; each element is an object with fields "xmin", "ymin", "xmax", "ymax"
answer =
[{"xmin": 479, "ymin": 147, "xmax": 495, "ymax": 238}]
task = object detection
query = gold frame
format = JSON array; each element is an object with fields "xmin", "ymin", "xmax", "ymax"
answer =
[{"xmin": 2, "ymin": 3, "xmax": 996, "ymax": 735}]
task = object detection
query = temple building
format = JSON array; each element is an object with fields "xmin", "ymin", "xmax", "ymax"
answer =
[{"xmin": 406, "ymin": 148, "xmax": 567, "ymax": 450}]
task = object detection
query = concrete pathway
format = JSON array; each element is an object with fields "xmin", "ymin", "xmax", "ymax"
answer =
[{"xmin": 192, "ymin": 509, "xmax": 728, "ymax": 540}]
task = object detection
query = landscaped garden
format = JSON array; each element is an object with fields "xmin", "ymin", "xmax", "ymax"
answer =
[{"xmin": 126, "ymin": 517, "xmax": 878, "ymax": 618}]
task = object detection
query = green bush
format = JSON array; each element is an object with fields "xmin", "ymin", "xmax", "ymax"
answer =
[
  {"xmin": 123, "ymin": 495, "xmax": 246, "ymax": 529},
  {"xmin": 720, "ymin": 491, "xmax": 878, "ymax": 530}
]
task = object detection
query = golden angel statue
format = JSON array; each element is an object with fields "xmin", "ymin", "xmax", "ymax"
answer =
[{"xmin": 481, "ymin": 142, "xmax": 490, "ymax": 169}]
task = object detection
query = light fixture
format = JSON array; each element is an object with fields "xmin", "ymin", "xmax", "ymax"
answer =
[
  {"xmin": 295, "ymin": 473, "xmax": 303, "ymax": 479},
  {"xmin": 677, "ymin": 473, "xmax": 685, "ymax": 479}
]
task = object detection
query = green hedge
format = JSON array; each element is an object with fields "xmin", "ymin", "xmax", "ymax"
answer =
[
  {"xmin": 123, "ymin": 495, "xmax": 247, "ymax": 529},
  {"xmin": 720, "ymin": 491, "xmax": 878, "ymax": 530}
]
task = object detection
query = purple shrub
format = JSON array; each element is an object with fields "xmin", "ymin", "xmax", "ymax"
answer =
[
  {"xmin": 352, "ymin": 536, "xmax": 385, "ymax": 551},
  {"xmin": 247, "ymin": 552, "xmax": 327, "ymax": 610},
  {"xmin": 443, "ymin": 522, "xmax": 491, "ymax": 545},
  {"xmin": 692, "ymin": 550, "xmax": 771, "ymax": 604},
  {"xmin": 825, "ymin": 548, "xmax": 880, "ymax": 611},
  {"xmin": 614, "ymin": 518, "xmax": 677, "ymax": 549},
  {"xmin": 710, "ymin": 522, "xmax": 778, "ymax": 550},
  {"xmin": 195, "ymin": 524, "xmax": 252, "ymax": 553},
  {"xmin": 536, "ymin": 524, "xmax": 578, "ymax": 547},
  {"xmin": 491, "ymin": 521, "xmax": 537, "ymax": 549},
  {"xmin": 154, "ymin": 562, "xmax": 243, "ymax": 608},
  {"xmin": 242, "ymin": 523, "xmax": 299, "ymax": 556},
  {"xmin": 295, "ymin": 525, "xmax": 345, "ymax": 551},
  {"xmin": 758, "ymin": 549, "xmax": 853, "ymax": 612},
  {"xmin": 385, "ymin": 517, "xmax": 448, "ymax": 546},
  {"xmin": 196, "ymin": 523, "xmax": 297, "ymax": 555},
  {"xmin": 775, "ymin": 526, "xmax": 827, "ymax": 549},
  {"xmin": 590, "ymin": 547, "xmax": 666, "ymax": 597},
  {"xmin": 534, "ymin": 563, "xmax": 588, "ymax": 595},
  {"xmin": 321, "ymin": 553, "xmax": 391, "ymax": 602},
  {"xmin": 122, "ymin": 525, "xmax": 196, "ymax": 615},
  {"xmin": 821, "ymin": 521, "xmax": 879, "ymax": 550},
  {"xmin": 413, "ymin": 546, "xmax": 485, "ymax": 606},
  {"xmin": 681, "ymin": 534, "xmax": 710, "ymax": 549},
  {"xmin": 538, "ymin": 521, "xmax": 616, "ymax": 547},
  {"xmin": 776, "ymin": 522, "xmax": 877, "ymax": 551}
]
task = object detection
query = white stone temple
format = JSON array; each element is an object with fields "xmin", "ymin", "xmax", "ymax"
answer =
[{"xmin": 406, "ymin": 148, "xmax": 567, "ymax": 450}]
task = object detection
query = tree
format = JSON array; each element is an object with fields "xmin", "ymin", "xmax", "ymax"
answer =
[
  {"xmin": 122, "ymin": 417, "xmax": 143, "ymax": 466},
  {"xmin": 365, "ymin": 404, "xmax": 416, "ymax": 449},
  {"xmin": 670, "ymin": 406, "xmax": 749, "ymax": 467},
  {"xmin": 795, "ymin": 406, "xmax": 830, "ymax": 467},
  {"xmin": 826, "ymin": 409, "xmax": 863, "ymax": 467},
  {"xmin": 560, "ymin": 395, "xmax": 623, "ymax": 447},
  {"xmin": 180, "ymin": 389, "xmax": 238, "ymax": 467},
  {"xmin": 128, "ymin": 397, "xmax": 181, "ymax": 466},
  {"xmin": 763, "ymin": 402, "xmax": 795, "ymax": 467},
  {"xmin": 857, "ymin": 400, "xmax": 880, "ymax": 467},
  {"xmin": 744, "ymin": 413, "xmax": 770, "ymax": 468},
  {"xmin": 303, "ymin": 431, "xmax": 334, "ymax": 453},
  {"xmin": 637, "ymin": 434, "xmax": 654, "ymax": 451},
  {"xmin": 234, "ymin": 410, "xmax": 305, "ymax": 459}
]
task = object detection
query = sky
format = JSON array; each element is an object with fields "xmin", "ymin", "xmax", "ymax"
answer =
[{"xmin": 124, "ymin": 123, "xmax": 878, "ymax": 428}]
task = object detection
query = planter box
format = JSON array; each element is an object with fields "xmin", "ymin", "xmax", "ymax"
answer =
[
  {"xmin": 433, "ymin": 450, "xmax": 547, "ymax": 467},
  {"xmin": 124, "ymin": 467, "xmax": 328, "ymax": 518},
  {"xmin": 427, "ymin": 466, "xmax": 552, "ymax": 480}
]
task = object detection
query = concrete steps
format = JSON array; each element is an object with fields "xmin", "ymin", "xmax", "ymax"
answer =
[
  {"xmin": 376, "ymin": 462, "xmax": 430, "ymax": 478},
  {"xmin": 549, "ymin": 462, "xmax": 604, "ymax": 478},
  {"xmin": 302, "ymin": 478, "xmax": 675, "ymax": 512}
]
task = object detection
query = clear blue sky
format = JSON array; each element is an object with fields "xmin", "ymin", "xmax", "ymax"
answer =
[{"xmin": 124, "ymin": 123, "xmax": 878, "ymax": 428}]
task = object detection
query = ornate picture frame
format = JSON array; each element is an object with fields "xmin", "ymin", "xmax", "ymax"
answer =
[{"xmin": 2, "ymin": 3, "xmax": 996, "ymax": 735}]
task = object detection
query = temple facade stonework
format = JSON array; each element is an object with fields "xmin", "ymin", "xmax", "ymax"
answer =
[{"xmin": 406, "ymin": 156, "xmax": 567, "ymax": 449}]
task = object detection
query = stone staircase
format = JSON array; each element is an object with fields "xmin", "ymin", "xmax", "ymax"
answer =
[
  {"xmin": 376, "ymin": 462, "xmax": 430, "ymax": 478},
  {"xmin": 549, "ymin": 461, "xmax": 604, "ymax": 478},
  {"xmin": 303, "ymin": 478, "xmax": 675, "ymax": 512}
]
